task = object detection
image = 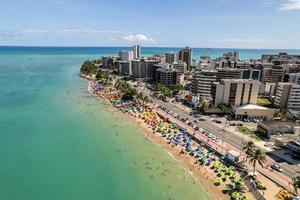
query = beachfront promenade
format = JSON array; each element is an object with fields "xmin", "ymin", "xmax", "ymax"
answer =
[
  {"xmin": 154, "ymin": 105, "xmax": 291, "ymax": 189},
  {"xmin": 86, "ymin": 76, "xmax": 296, "ymax": 200}
]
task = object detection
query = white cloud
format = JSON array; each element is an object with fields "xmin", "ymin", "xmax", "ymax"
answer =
[
  {"xmin": 279, "ymin": 0, "xmax": 300, "ymax": 10},
  {"xmin": 0, "ymin": 31, "xmax": 15, "ymax": 37},
  {"xmin": 123, "ymin": 34, "xmax": 155, "ymax": 43},
  {"xmin": 262, "ymin": 0, "xmax": 275, "ymax": 7}
]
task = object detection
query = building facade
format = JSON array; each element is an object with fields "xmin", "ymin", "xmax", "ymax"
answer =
[
  {"xmin": 173, "ymin": 61, "xmax": 187, "ymax": 74},
  {"xmin": 192, "ymin": 68, "xmax": 217, "ymax": 100},
  {"xmin": 212, "ymin": 79, "xmax": 260, "ymax": 107},
  {"xmin": 216, "ymin": 68, "xmax": 243, "ymax": 81},
  {"xmin": 179, "ymin": 47, "xmax": 192, "ymax": 70},
  {"xmin": 156, "ymin": 66, "xmax": 181, "ymax": 86},
  {"xmin": 165, "ymin": 52, "xmax": 179, "ymax": 64},
  {"xmin": 119, "ymin": 50, "xmax": 133, "ymax": 62},
  {"xmin": 117, "ymin": 61, "xmax": 131, "ymax": 75},
  {"xmin": 132, "ymin": 45, "xmax": 141, "ymax": 60},
  {"xmin": 274, "ymin": 82, "xmax": 300, "ymax": 111}
]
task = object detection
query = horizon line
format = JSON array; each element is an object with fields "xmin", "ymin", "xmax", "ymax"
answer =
[{"xmin": 1, "ymin": 45, "xmax": 300, "ymax": 51}]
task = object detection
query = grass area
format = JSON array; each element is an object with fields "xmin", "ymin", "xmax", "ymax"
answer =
[
  {"xmin": 257, "ymin": 97, "xmax": 272, "ymax": 106},
  {"xmin": 237, "ymin": 126, "xmax": 264, "ymax": 141}
]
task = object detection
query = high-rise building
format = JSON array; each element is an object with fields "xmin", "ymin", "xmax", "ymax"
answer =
[
  {"xmin": 165, "ymin": 52, "xmax": 179, "ymax": 64},
  {"xmin": 173, "ymin": 61, "xmax": 187, "ymax": 74},
  {"xmin": 261, "ymin": 53, "xmax": 300, "ymax": 65},
  {"xmin": 132, "ymin": 45, "xmax": 141, "ymax": 59},
  {"xmin": 156, "ymin": 65, "xmax": 181, "ymax": 86},
  {"xmin": 143, "ymin": 60, "xmax": 161, "ymax": 80},
  {"xmin": 179, "ymin": 47, "xmax": 192, "ymax": 70},
  {"xmin": 287, "ymin": 73, "xmax": 300, "ymax": 84},
  {"xmin": 260, "ymin": 66, "xmax": 284, "ymax": 83},
  {"xmin": 274, "ymin": 82, "xmax": 300, "ymax": 111},
  {"xmin": 212, "ymin": 79, "xmax": 260, "ymax": 107},
  {"xmin": 101, "ymin": 56, "xmax": 116, "ymax": 69},
  {"xmin": 192, "ymin": 68, "xmax": 217, "ymax": 100},
  {"xmin": 131, "ymin": 60, "xmax": 145, "ymax": 79},
  {"xmin": 216, "ymin": 68, "xmax": 243, "ymax": 81},
  {"xmin": 119, "ymin": 50, "xmax": 133, "ymax": 62},
  {"xmin": 117, "ymin": 61, "xmax": 131, "ymax": 75}
]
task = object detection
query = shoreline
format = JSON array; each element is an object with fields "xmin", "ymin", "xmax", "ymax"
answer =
[
  {"xmin": 121, "ymin": 107, "xmax": 227, "ymax": 200},
  {"xmin": 85, "ymin": 79, "xmax": 255, "ymax": 200}
]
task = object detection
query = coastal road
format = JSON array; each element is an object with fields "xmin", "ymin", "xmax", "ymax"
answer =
[
  {"xmin": 156, "ymin": 99, "xmax": 299, "ymax": 179},
  {"xmin": 131, "ymin": 82, "xmax": 299, "ymax": 179}
]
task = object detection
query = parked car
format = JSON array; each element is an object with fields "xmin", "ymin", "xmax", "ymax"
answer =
[
  {"xmin": 271, "ymin": 164, "xmax": 283, "ymax": 172},
  {"xmin": 212, "ymin": 119, "xmax": 222, "ymax": 124}
]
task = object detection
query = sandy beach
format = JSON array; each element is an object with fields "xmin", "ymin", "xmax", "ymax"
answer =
[{"xmin": 87, "ymin": 79, "xmax": 255, "ymax": 200}]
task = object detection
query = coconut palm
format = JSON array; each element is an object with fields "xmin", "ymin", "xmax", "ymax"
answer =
[
  {"xmin": 290, "ymin": 175, "xmax": 300, "ymax": 195},
  {"xmin": 242, "ymin": 141, "xmax": 255, "ymax": 157},
  {"xmin": 248, "ymin": 149, "xmax": 267, "ymax": 175}
]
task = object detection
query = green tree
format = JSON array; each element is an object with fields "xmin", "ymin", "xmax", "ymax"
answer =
[
  {"xmin": 248, "ymin": 149, "xmax": 267, "ymax": 175},
  {"xmin": 290, "ymin": 175, "xmax": 300, "ymax": 195},
  {"xmin": 81, "ymin": 60, "xmax": 97, "ymax": 74},
  {"xmin": 242, "ymin": 141, "xmax": 255, "ymax": 157}
]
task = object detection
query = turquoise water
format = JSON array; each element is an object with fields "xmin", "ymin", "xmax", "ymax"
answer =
[
  {"xmin": 1, "ymin": 47, "xmax": 299, "ymax": 200},
  {"xmin": 0, "ymin": 50, "xmax": 212, "ymax": 200}
]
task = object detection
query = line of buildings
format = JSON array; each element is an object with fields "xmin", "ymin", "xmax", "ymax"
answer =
[{"xmin": 101, "ymin": 45, "xmax": 192, "ymax": 87}]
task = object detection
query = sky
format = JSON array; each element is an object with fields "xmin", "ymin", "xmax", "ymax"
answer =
[{"xmin": 0, "ymin": 0, "xmax": 300, "ymax": 48}]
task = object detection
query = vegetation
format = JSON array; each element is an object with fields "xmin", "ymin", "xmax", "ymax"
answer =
[
  {"xmin": 290, "ymin": 175, "xmax": 300, "ymax": 195},
  {"xmin": 136, "ymin": 92, "xmax": 149, "ymax": 106},
  {"xmin": 273, "ymin": 109, "xmax": 300, "ymax": 121},
  {"xmin": 80, "ymin": 60, "xmax": 98, "ymax": 74},
  {"xmin": 96, "ymin": 69, "xmax": 111, "ymax": 84},
  {"xmin": 197, "ymin": 97, "xmax": 210, "ymax": 112},
  {"xmin": 242, "ymin": 141, "xmax": 255, "ymax": 157},
  {"xmin": 114, "ymin": 79, "xmax": 138, "ymax": 101},
  {"xmin": 218, "ymin": 104, "xmax": 232, "ymax": 114},
  {"xmin": 248, "ymin": 149, "xmax": 267, "ymax": 176},
  {"xmin": 242, "ymin": 141, "xmax": 267, "ymax": 176},
  {"xmin": 257, "ymin": 97, "xmax": 272, "ymax": 106},
  {"xmin": 152, "ymin": 83, "xmax": 172, "ymax": 99},
  {"xmin": 238, "ymin": 127, "xmax": 263, "ymax": 141}
]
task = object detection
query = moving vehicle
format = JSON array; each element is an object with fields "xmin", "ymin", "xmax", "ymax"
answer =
[{"xmin": 271, "ymin": 164, "xmax": 283, "ymax": 172}]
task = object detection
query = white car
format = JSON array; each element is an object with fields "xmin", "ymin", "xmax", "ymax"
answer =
[{"xmin": 271, "ymin": 164, "xmax": 283, "ymax": 172}]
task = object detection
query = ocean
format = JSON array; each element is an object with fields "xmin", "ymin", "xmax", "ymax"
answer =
[{"xmin": 0, "ymin": 46, "xmax": 299, "ymax": 200}]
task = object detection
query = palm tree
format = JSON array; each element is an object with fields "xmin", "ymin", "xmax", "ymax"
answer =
[
  {"xmin": 242, "ymin": 141, "xmax": 255, "ymax": 157},
  {"xmin": 248, "ymin": 149, "xmax": 267, "ymax": 176},
  {"xmin": 290, "ymin": 175, "xmax": 300, "ymax": 195},
  {"xmin": 136, "ymin": 92, "xmax": 143, "ymax": 102}
]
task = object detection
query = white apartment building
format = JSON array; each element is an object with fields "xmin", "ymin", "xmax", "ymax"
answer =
[
  {"xmin": 119, "ymin": 50, "xmax": 133, "ymax": 62},
  {"xmin": 165, "ymin": 52, "xmax": 179, "ymax": 64},
  {"xmin": 212, "ymin": 79, "xmax": 260, "ymax": 107},
  {"xmin": 287, "ymin": 84, "xmax": 300, "ymax": 111},
  {"xmin": 132, "ymin": 45, "xmax": 141, "ymax": 59},
  {"xmin": 275, "ymin": 82, "xmax": 300, "ymax": 111},
  {"xmin": 192, "ymin": 68, "xmax": 217, "ymax": 100}
]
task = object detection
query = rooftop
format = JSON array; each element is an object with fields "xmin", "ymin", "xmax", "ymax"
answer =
[{"xmin": 236, "ymin": 104, "xmax": 269, "ymax": 110}]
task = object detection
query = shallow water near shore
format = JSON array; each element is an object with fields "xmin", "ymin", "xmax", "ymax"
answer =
[{"xmin": 0, "ymin": 51, "xmax": 212, "ymax": 199}]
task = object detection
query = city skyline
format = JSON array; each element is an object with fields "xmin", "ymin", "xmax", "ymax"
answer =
[{"xmin": 0, "ymin": 0, "xmax": 300, "ymax": 48}]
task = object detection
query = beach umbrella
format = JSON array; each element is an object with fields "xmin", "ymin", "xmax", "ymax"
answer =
[
  {"xmin": 214, "ymin": 178, "xmax": 221, "ymax": 186},
  {"xmin": 224, "ymin": 185, "xmax": 232, "ymax": 191},
  {"xmin": 230, "ymin": 178, "xmax": 238, "ymax": 184},
  {"xmin": 241, "ymin": 196, "xmax": 248, "ymax": 200},
  {"xmin": 231, "ymin": 191, "xmax": 240, "ymax": 200}
]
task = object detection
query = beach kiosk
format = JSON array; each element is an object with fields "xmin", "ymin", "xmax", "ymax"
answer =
[{"xmin": 226, "ymin": 150, "xmax": 240, "ymax": 163}]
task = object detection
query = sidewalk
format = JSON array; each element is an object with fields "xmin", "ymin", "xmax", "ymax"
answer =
[{"xmin": 155, "ymin": 106, "xmax": 292, "ymax": 191}]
